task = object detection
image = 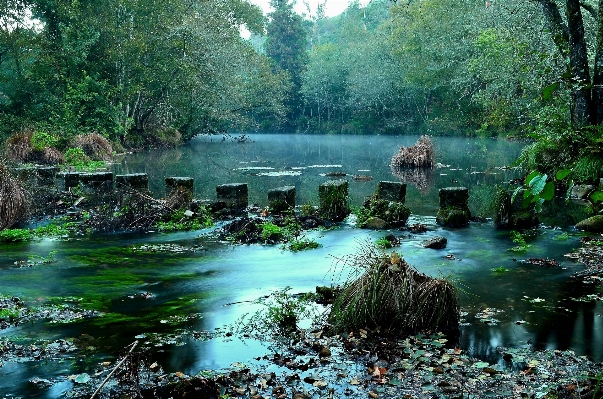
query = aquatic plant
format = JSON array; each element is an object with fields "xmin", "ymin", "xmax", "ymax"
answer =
[
  {"xmin": 234, "ymin": 287, "xmax": 321, "ymax": 339},
  {"xmin": 261, "ymin": 222, "xmax": 284, "ymax": 242},
  {"xmin": 355, "ymin": 197, "xmax": 411, "ymax": 228},
  {"xmin": 390, "ymin": 135, "xmax": 434, "ymax": 168},
  {"xmin": 491, "ymin": 266, "xmax": 510, "ymax": 273},
  {"xmin": 0, "ymin": 162, "xmax": 29, "ymax": 230},
  {"xmin": 509, "ymin": 230, "xmax": 532, "ymax": 252},
  {"xmin": 375, "ymin": 237, "xmax": 393, "ymax": 249},
  {"xmin": 285, "ymin": 237, "xmax": 321, "ymax": 252},
  {"xmin": 329, "ymin": 240, "xmax": 459, "ymax": 334}
]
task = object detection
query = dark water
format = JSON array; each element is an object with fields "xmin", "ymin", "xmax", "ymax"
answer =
[{"xmin": 1, "ymin": 134, "xmax": 601, "ymax": 397}]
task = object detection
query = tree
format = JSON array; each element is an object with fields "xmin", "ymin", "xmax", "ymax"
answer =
[
  {"xmin": 535, "ymin": 0, "xmax": 603, "ymax": 127},
  {"xmin": 265, "ymin": 0, "xmax": 309, "ymax": 129}
]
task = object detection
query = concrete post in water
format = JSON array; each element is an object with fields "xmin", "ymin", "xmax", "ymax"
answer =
[
  {"xmin": 165, "ymin": 177, "xmax": 194, "ymax": 200},
  {"xmin": 375, "ymin": 181, "xmax": 407, "ymax": 203},
  {"xmin": 36, "ymin": 166, "xmax": 58, "ymax": 186},
  {"xmin": 80, "ymin": 172, "xmax": 114, "ymax": 194},
  {"xmin": 116, "ymin": 173, "xmax": 149, "ymax": 191},
  {"xmin": 56, "ymin": 171, "xmax": 81, "ymax": 191},
  {"xmin": 494, "ymin": 188, "xmax": 539, "ymax": 229},
  {"xmin": 436, "ymin": 187, "xmax": 471, "ymax": 227},
  {"xmin": 216, "ymin": 183, "xmax": 248, "ymax": 210},
  {"xmin": 268, "ymin": 186, "xmax": 296, "ymax": 213},
  {"xmin": 319, "ymin": 179, "xmax": 350, "ymax": 222}
]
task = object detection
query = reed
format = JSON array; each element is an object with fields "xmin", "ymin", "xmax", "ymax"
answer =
[
  {"xmin": 329, "ymin": 240, "xmax": 459, "ymax": 334},
  {"xmin": 73, "ymin": 133, "xmax": 113, "ymax": 161},
  {"xmin": 0, "ymin": 161, "xmax": 29, "ymax": 230}
]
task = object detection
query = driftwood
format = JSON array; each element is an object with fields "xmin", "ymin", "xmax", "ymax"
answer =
[{"xmin": 390, "ymin": 135, "xmax": 434, "ymax": 168}]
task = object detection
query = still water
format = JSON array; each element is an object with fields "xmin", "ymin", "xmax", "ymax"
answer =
[{"xmin": 0, "ymin": 134, "xmax": 601, "ymax": 397}]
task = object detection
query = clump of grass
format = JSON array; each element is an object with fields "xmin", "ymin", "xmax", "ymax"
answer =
[
  {"xmin": 390, "ymin": 135, "xmax": 434, "ymax": 168},
  {"xmin": 0, "ymin": 162, "xmax": 29, "ymax": 230},
  {"xmin": 329, "ymin": 240, "xmax": 459, "ymax": 334}
]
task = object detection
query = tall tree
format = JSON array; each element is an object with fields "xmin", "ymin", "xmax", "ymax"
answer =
[
  {"xmin": 265, "ymin": 0, "xmax": 308, "ymax": 129},
  {"xmin": 536, "ymin": 0, "xmax": 603, "ymax": 127}
]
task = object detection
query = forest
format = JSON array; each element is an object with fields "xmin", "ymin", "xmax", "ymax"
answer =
[{"xmin": 1, "ymin": 0, "xmax": 603, "ymax": 180}]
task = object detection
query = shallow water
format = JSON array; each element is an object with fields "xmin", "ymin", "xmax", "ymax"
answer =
[{"xmin": 1, "ymin": 134, "xmax": 601, "ymax": 397}]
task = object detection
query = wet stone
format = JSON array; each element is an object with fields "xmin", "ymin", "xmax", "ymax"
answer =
[
  {"xmin": 216, "ymin": 183, "xmax": 249, "ymax": 210},
  {"xmin": 165, "ymin": 177, "xmax": 194, "ymax": 198},
  {"xmin": 318, "ymin": 180, "xmax": 350, "ymax": 222},
  {"xmin": 423, "ymin": 236, "xmax": 447, "ymax": 249},
  {"xmin": 79, "ymin": 172, "xmax": 114, "ymax": 193},
  {"xmin": 375, "ymin": 181, "xmax": 406, "ymax": 203},
  {"xmin": 268, "ymin": 186, "xmax": 296, "ymax": 212},
  {"xmin": 56, "ymin": 171, "xmax": 81, "ymax": 191},
  {"xmin": 36, "ymin": 166, "xmax": 58, "ymax": 186},
  {"xmin": 116, "ymin": 173, "xmax": 149, "ymax": 191},
  {"xmin": 438, "ymin": 187, "xmax": 469, "ymax": 209}
]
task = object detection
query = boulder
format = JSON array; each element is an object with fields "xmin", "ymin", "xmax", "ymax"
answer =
[
  {"xmin": 423, "ymin": 236, "xmax": 447, "ymax": 249},
  {"xmin": 571, "ymin": 184, "xmax": 596, "ymax": 200},
  {"xmin": 375, "ymin": 181, "xmax": 407, "ymax": 203},
  {"xmin": 365, "ymin": 217, "xmax": 387, "ymax": 229},
  {"xmin": 575, "ymin": 215, "xmax": 603, "ymax": 232}
]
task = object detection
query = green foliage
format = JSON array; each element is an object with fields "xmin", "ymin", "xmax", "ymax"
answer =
[
  {"xmin": 261, "ymin": 222, "xmax": 284, "ymax": 242},
  {"xmin": 285, "ymin": 238, "xmax": 321, "ymax": 252},
  {"xmin": 354, "ymin": 197, "xmax": 411, "ymax": 228},
  {"xmin": 156, "ymin": 208, "xmax": 213, "ymax": 232},
  {"xmin": 491, "ymin": 266, "xmax": 510, "ymax": 273},
  {"xmin": 0, "ymin": 228, "xmax": 34, "ymax": 242},
  {"xmin": 0, "ymin": 308, "xmax": 20, "ymax": 321},
  {"xmin": 375, "ymin": 237, "xmax": 392, "ymax": 249},
  {"xmin": 63, "ymin": 148, "xmax": 106, "ymax": 171},
  {"xmin": 508, "ymin": 230, "xmax": 532, "ymax": 252},
  {"xmin": 30, "ymin": 131, "xmax": 58, "ymax": 151},
  {"xmin": 0, "ymin": 222, "xmax": 69, "ymax": 242}
]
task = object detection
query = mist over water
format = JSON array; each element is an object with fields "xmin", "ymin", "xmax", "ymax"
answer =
[{"xmin": 1, "ymin": 134, "xmax": 601, "ymax": 398}]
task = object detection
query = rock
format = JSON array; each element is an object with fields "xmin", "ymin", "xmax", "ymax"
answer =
[
  {"xmin": 116, "ymin": 173, "xmax": 149, "ymax": 191},
  {"xmin": 575, "ymin": 215, "xmax": 603, "ymax": 232},
  {"xmin": 216, "ymin": 183, "xmax": 248, "ymax": 210},
  {"xmin": 423, "ymin": 236, "xmax": 447, "ymax": 249},
  {"xmin": 375, "ymin": 181, "xmax": 406, "ymax": 203},
  {"xmin": 319, "ymin": 346, "xmax": 331, "ymax": 358},
  {"xmin": 318, "ymin": 180, "xmax": 350, "ymax": 222},
  {"xmin": 436, "ymin": 207, "xmax": 470, "ymax": 227},
  {"xmin": 571, "ymin": 184, "xmax": 596, "ymax": 200},
  {"xmin": 268, "ymin": 186, "xmax": 296, "ymax": 212},
  {"xmin": 365, "ymin": 217, "xmax": 387, "ymax": 229}
]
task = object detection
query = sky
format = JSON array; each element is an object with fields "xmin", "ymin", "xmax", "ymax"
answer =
[{"xmin": 248, "ymin": 0, "xmax": 367, "ymax": 18}]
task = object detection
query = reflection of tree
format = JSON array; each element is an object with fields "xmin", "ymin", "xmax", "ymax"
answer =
[{"xmin": 390, "ymin": 166, "xmax": 435, "ymax": 194}]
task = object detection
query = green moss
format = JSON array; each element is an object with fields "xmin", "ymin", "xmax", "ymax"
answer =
[
  {"xmin": 436, "ymin": 207, "xmax": 470, "ymax": 227},
  {"xmin": 355, "ymin": 197, "xmax": 411, "ymax": 228}
]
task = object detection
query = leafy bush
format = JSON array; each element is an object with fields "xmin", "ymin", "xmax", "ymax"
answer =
[
  {"xmin": 64, "ymin": 147, "xmax": 106, "ymax": 171},
  {"xmin": 30, "ymin": 131, "xmax": 58, "ymax": 151}
]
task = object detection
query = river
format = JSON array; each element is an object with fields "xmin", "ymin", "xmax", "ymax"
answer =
[{"xmin": 0, "ymin": 134, "xmax": 601, "ymax": 397}]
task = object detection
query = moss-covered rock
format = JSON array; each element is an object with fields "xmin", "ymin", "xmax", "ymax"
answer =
[
  {"xmin": 436, "ymin": 207, "xmax": 470, "ymax": 227},
  {"xmin": 575, "ymin": 215, "xmax": 603, "ymax": 232}
]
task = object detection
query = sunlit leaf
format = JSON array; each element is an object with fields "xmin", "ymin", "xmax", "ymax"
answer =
[
  {"xmin": 528, "ymin": 174, "xmax": 548, "ymax": 195},
  {"xmin": 541, "ymin": 181, "xmax": 555, "ymax": 201},
  {"xmin": 74, "ymin": 373, "xmax": 90, "ymax": 384},
  {"xmin": 590, "ymin": 190, "xmax": 603, "ymax": 204},
  {"xmin": 555, "ymin": 169, "xmax": 572, "ymax": 180},
  {"xmin": 526, "ymin": 171, "xmax": 540, "ymax": 185}
]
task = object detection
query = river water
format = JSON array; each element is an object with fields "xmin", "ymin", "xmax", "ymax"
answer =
[{"xmin": 0, "ymin": 134, "xmax": 601, "ymax": 397}]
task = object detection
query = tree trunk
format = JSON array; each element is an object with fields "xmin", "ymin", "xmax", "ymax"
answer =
[
  {"xmin": 566, "ymin": 0, "xmax": 592, "ymax": 127},
  {"xmin": 593, "ymin": 0, "xmax": 603, "ymax": 125},
  {"xmin": 536, "ymin": 0, "xmax": 570, "ymax": 58}
]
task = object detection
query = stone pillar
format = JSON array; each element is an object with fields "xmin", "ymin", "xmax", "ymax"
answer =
[
  {"xmin": 216, "ymin": 183, "xmax": 248, "ymax": 210},
  {"xmin": 436, "ymin": 187, "xmax": 471, "ymax": 227},
  {"xmin": 375, "ymin": 181, "xmax": 407, "ymax": 203},
  {"xmin": 56, "ymin": 172, "xmax": 82, "ymax": 191},
  {"xmin": 494, "ymin": 188, "xmax": 539, "ymax": 229},
  {"xmin": 319, "ymin": 180, "xmax": 350, "ymax": 222},
  {"xmin": 166, "ymin": 177, "xmax": 194, "ymax": 200},
  {"xmin": 268, "ymin": 186, "xmax": 296, "ymax": 213},
  {"xmin": 116, "ymin": 173, "xmax": 149, "ymax": 191},
  {"xmin": 80, "ymin": 172, "xmax": 114, "ymax": 194},
  {"xmin": 36, "ymin": 166, "xmax": 58, "ymax": 186}
]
